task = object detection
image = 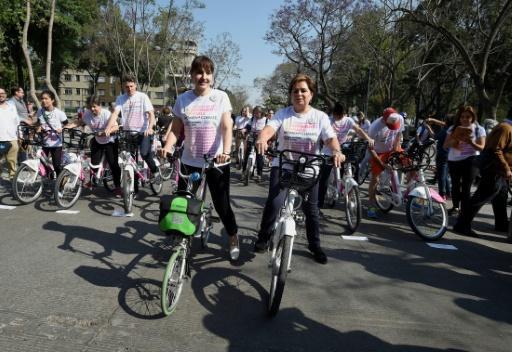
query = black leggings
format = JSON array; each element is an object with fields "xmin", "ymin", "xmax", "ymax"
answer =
[
  {"xmin": 448, "ymin": 156, "xmax": 477, "ymax": 211},
  {"xmin": 90, "ymin": 139, "xmax": 121, "ymax": 187},
  {"xmin": 243, "ymin": 141, "xmax": 264, "ymax": 175},
  {"xmin": 43, "ymin": 147, "xmax": 63, "ymax": 176},
  {"xmin": 178, "ymin": 163, "xmax": 238, "ymax": 236}
]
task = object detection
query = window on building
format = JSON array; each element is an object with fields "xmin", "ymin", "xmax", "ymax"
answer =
[
  {"xmin": 98, "ymin": 89, "xmax": 106, "ymax": 96},
  {"xmin": 76, "ymin": 88, "xmax": 81, "ymax": 95},
  {"xmin": 98, "ymin": 76, "xmax": 106, "ymax": 83},
  {"xmin": 64, "ymin": 88, "xmax": 72, "ymax": 95},
  {"xmin": 76, "ymin": 75, "xmax": 81, "ymax": 82},
  {"xmin": 155, "ymin": 92, "xmax": 164, "ymax": 99},
  {"xmin": 64, "ymin": 74, "xmax": 72, "ymax": 81},
  {"xmin": 64, "ymin": 100, "xmax": 73, "ymax": 107}
]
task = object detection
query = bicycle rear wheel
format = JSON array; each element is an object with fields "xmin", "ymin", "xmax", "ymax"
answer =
[
  {"xmin": 149, "ymin": 170, "xmax": 163, "ymax": 195},
  {"xmin": 102, "ymin": 167, "xmax": 115, "ymax": 192},
  {"xmin": 406, "ymin": 196, "xmax": 447, "ymax": 241},
  {"xmin": 12, "ymin": 164, "xmax": 43, "ymax": 204},
  {"xmin": 268, "ymin": 235, "xmax": 292, "ymax": 317},
  {"xmin": 161, "ymin": 246, "xmax": 187, "ymax": 316},
  {"xmin": 345, "ymin": 187, "xmax": 362, "ymax": 233},
  {"xmin": 55, "ymin": 169, "xmax": 82, "ymax": 209},
  {"xmin": 123, "ymin": 169, "xmax": 133, "ymax": 213},
  {"xmin": 375, "ymin": 182, "xmax": 394, "ymax": 213}
]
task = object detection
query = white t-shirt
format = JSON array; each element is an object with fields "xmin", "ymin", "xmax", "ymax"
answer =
[
  {"xmin": 447, "ymin": 123, "xmax": 486, "ymax": 161},
  {"xmin": 416, "ymin": 125, "xmax": 430, "ymax": 143},
  {"xmin": 321, "ymin": 116, "xmax": 356, "ymax": 155},
  {"xmin": 115, "ymin": 91, "xmax": 153, "ymax": 133},
  {"xmin": 0, "ymin": 103, "xmax": 20, "ymax": 141},
  {"xmin": 83, "ymin": 108, "xmax": 115, "ymax": 144},
  {"xmin": 37, "ymin": 107, "xmax": 67, "ymax": 147},
  {"xmin": 250, "ymin": 117, "xmax": 267, "ymax": 135},
  {"xmin": 267, "ymin": 106, "xmax": 336, "ymax": 168},
  {"xmin": 359, "ymin": 119, "xmax": 371, "ymax": 133},
  {"xmin": 234, "ymin": 116, "xmax": 250, "ymax": 130},
  {"xmin": 173, "ymin": 89, "xmax": 232, "ymax": 168},
  {"xmin": 369, "ymin": 117, "xmax": 402, "ymax": 153}
]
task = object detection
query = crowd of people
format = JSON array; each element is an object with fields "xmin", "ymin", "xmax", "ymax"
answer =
[{"xmin": 1, "ymin": 55, "xmax": 512, "ymax": 267}]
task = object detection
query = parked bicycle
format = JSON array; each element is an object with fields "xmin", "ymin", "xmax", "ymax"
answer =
[
  {"xmin": 12, "ymin": 126, "xmax": 58, "ymax": 204},
  {"xmin": 323, "ymin": 140, "xmax": 367, "ymax": 233},
  {"xmin": 233, "ymin": 128, "xmax": 245, "ymax": 170},
  {"xmin": 159, "ymin": 155, "xmax": 219, "ymax": 316},
  {"xmin": 375, "ymin": 141, "xmax": 447, "ymax": 240},
  {"xmin": 265, "ymin": 149, "xmax": 326, "ymax": 316},
  {"xmin": 243, "ymin": 132, "xmax": 257, "ymax": 186},
  {"xmin": 54, "ymin": 129, "xmax": 116, "ymax": 208},
  {"xmin": 156, "ymin": 127, "xmax": 175, "ymax": 181},
  {"xmin": 118, "ymin": 130, "xmax": 163, "ymax": 214}
]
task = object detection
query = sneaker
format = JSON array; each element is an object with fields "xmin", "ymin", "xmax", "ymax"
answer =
[
  {"xmin": 367, "ymin": 207, "xmax": 378, "ymax": 219},
  {"xmin": 254, "ymin": 238, "xmax": 268, "ymax": 253},
  {"xmin": 254, "ymin": 174, "xmax": 262, "ymax": 182},
  {"xmin": 308, "ymin": 245, "xmax": 327, "ymax": 264},
  {"xmin": 229, "ymin": 234, "xmax": 240, "ymax": 261},
  {"xmin": 113, "ymin": 187, "xmax": 122, "ymax": 198}
]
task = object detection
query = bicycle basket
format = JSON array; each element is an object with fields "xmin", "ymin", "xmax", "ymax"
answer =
[
  {"xmin": 17, "ymin": 125, "xmax": 44, "ymax": 146},
  {"xmin": 62, "ymin": 128, "xmax": 89, "ymax": 154},
  {"xmin": 159, "ymin": 192, "xmax": 203, "ymax": 237},
  {"xmin": 341, "ymin": 141, "xmax": 368, "ymax": 163},
  {"xmin": 118, "ymin": 130, "xmax": 141, "ymax": 155},
  {"xmin": 278, "ymin": 150, "xmax": 325, "ymax": 192},
  {"xmin": 387, "ymin": 149, "xmax": 429, "ymax": 172}
]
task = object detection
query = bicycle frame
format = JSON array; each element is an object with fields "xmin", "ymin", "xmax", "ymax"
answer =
[{"xmin": 21, "ymin": 146, "xmax": 55, "ymax": 180}]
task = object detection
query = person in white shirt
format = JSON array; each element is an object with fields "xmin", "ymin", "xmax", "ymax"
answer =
[
  {"xmin": 105, "ymin": 75, "xmax": 159, "ymax": 178},
  {"xmin": 243, "ymin": 106, "xmax": 267, "ymax": 181},
  {"xmin": 234, "ymin": 106, "xmax": 251, "ymax": 164},
  {"xmin": 161, "ymin": 56, "xmax": 240, "ymax": 261},
  {"xmin": 0, "ymin": 87, "xmax": 24, "ymax": 179},
  {"xmin": 254, "ymin": 74, "xmax": 345, "ymax": 264}
]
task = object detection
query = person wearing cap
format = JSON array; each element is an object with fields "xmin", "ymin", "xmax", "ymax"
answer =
[
  {"xmin": 366, "ymin": 107, "xmax": 404, "ymax": 219},
  {"xmin": 443, "ymin": 105, "xmax": 485, "ymax": 216},
  {"xmin": 453, "ymin": 107, "xmax": 512, "ymax": 239}
]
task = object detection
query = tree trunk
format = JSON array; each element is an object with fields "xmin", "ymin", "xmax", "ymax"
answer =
[
  {"xmin": 21, "ymin": 0, "xmax": 40, "ymax": 110},
  {"xmin": 44, "ymin": 0, "xmax": 61, "ymax": 108}
]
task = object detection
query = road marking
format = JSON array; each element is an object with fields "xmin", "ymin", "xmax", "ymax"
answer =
[
  {"xmin": 342, "ymin": 235, "xmax": 368, "ymax": 241},
  {"xmin": 56, "ymin": 210, "xmax": 80, "ymax": 214},
  {"xmin": 112, "ymin": 209, "xmax": 134, "ymax": 217},
  {"xmin": 427, "ymin": 243, "xmax": 458, "ymax": 250},
  {"xmin": 0, "ymin": 205, "xmax": 16, "ymax": 210}
]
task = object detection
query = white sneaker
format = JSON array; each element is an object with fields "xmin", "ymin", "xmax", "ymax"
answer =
[{"xmin": 229, "ymin": 234, "xmax": 240, "ymax": 261}]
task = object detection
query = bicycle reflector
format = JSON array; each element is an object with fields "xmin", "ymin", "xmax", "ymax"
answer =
[
  {"xmin": 298, "ymin": 156, "xmax": 307, "ymax": 164},
  {"xmin": 190, "ymin": 172, "xmax": 201, "ymax": 182}
]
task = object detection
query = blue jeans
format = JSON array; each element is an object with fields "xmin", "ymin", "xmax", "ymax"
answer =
[
  {"xmin": 258, "ymin": 167, "xmax": 321, "ymax": 249},
  {"xmin": 436, "ymin": 157, "xmax": 450, "ymax": 197},
  {"xmin": 138, "ymin": 135, "xmax": 158, "ymax": 173}
]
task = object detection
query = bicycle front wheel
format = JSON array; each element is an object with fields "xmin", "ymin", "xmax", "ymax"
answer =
[
  {"xmin": 123, "ymin": 169, "xmax": 133, "ymax": 213},
  {"xmin": 268, "ymin": 235, "xmax": 292, "ymax": 317},
  {"xmin": 102, "ymin": 167, "xmax": 115, "ymax": 192},
  {"xmin": 149, "ymin": 171, "xmax": 163, "ymax": 195},
  {"xmin": 406, "ymin": 196, "xmax": 447, "ymax": 241},
  {"xmin": 12, "ymin": 164, "xmax": 43, "ymax": 204},
  {"xmin": 161, "ymin": 246, "xmax": 187, "ymax": 316},
  {"xmin": 54, "ymin": 169, "xmax": 82, "ymax": 209},
  {"xmin": 375, "ymin": 183, "xmax": 394, "ymax": 213},
  {"xmin": 345, "ymin": 187, "xmax": 362, "ymax": 233},
  {"xmin": 159, "ymin": 156, "xmax": 174, "ymax": 181},
  {"xmin": 244, "ymin": 158, "xmax": 252, "ymax": 186}
]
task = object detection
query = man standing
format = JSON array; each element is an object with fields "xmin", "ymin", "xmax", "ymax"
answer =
[
  {"xmin": 105, "ymin": 75, "xmax": 159, "ymax": 179},
  {"xmin": 9, "ymin": 87, "xmax": 32, "ymax": 121},
  {"xmin": 0, "ymin": 87, "xmax": 22, "ymax": 180},
  {"xmin": 453, "ymin": 107, "xmax": 512, "ymax": 240}
]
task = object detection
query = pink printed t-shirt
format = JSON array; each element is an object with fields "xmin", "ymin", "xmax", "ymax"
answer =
[{"xmin": 115, "ymin": 91, "xmax": 153, "ymax": 133}]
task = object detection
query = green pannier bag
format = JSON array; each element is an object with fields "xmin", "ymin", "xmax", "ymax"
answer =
[{"xmin": 159, "ymin": 192, "xmax": 203, "ymax": 236}]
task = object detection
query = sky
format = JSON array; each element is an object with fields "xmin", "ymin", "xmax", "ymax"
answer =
[{"xmin": 189, "ymin": 0, "xmax": 286, "ymax": 106}]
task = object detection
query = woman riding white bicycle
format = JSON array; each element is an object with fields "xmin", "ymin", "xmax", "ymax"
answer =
[
  {"xmin": 160, "ymin": 55, "xmax": 240, "ymax": 261},
  {"xmin": 254, "ymin": 74, "xmax": 345, "ymax": 264}
]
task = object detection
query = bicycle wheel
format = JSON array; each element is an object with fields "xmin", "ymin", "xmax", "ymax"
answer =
[
  {"xmin": 12, "ymin": 164, "xmax": 43, "ymax": 204},
  {"xmin": 375, "ymin": 182, "xmax": 394, "ymax": 213},
  {"xmin": 237, "ymin": 146, "xmax": 244, "ymax": 170},
  {"xmin": 201, "ymin": 208, "xmax": 212, "ymax": 249},
  {"xmin": 149, "ymin": 170, "xmax": 163, "ymax": 195},
  {"xmin": 357, "ymin": 165, "xmax": 370, "ymax": 186},
  {"xmin": 244, "ymin": 158, "xmax": 252, "ymax": 186},
  {"xmin": 406, "ymin": 196, "xmax": 447, "ymax": 241},
  {"xmin": 161, "ymin": 246, "xmax": 187, "ymax": 316},
  {"xmin": 325, "ymin": 173, "xmax": 337, "ymax": 208},
  {"xmin": 102, "ymin": 167, "xmax": 115, "ymax": 192},
  {"xmin": 54, "ymin": 169, "xmax": 82, "ymax": 209},
  {"xmin": 268, "ymin": 235, "xmax": 292, "ymax": 317},
  {"xmin": 159, "ymin": 157, "xmax": 174, "ymax": 181},
  {"xmin": 345, "ymin": 187, "xmax": 362, "ymax": 233},
  {"xmin": 123, "ymin": 169, "xmax": 133, "ymax": 214}
]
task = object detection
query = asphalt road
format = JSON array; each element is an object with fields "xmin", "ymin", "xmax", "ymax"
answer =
[{"xmin": 0, "ymin": 167, "xmax": 511, "ymax": 352}]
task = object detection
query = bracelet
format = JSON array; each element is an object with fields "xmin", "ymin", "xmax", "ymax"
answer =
[{"xmin": 223, "ymin": 152, "xmax": 231, "ymax": 156}]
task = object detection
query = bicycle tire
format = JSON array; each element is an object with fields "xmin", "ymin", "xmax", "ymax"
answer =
[
  {"xmin": 149, "ymin": 170, "xmax": 163, "ymax": 195},
  {"xmin": 406, "ymin": 196, "xmax": 447, "ymax": 241},
  {"xmin": 237, "ymin": 146, "xmax": 244, "ymax": 170},
  {"xmin": 345, "ymin": 187, "xmax": 362, "ymax": 233},
  {"xmin": 375, "ymin": 181, "xmax": 394, "ymax": 213},
  {"xmin": 12, "ymin": 164, "xmax": 43, "ymax": 204},
  {"xmin": 102, "ymin": 167, "xmax": 115, "ymax": 192},
  {"xmin": 201, "ymin": 208, "xmax": 212, "ymax": 249},
  {"xmin": 123, "ymin": 169, "xmax": 133, "ymax": 214},
  {"xmin": 54, "ymin": 169, "xmax": 82, "ymax": 209},
  {"xmin": 357, "ymin": 165, "xmax": 370, "ymax": 185},
  {"xmin": 268, "ymin": 235, "xmax": 292, "ymax": 317},
  {"xmin": 244, "ymin": 158, "xmax": 252, "ymax": 186},
  {"xmin": 161, "ymin": 246, "xmax": 187, "ymax": 316},
  {"xmin": 159, "ymin": 157, "xmax": 174, "ymax": 181}
]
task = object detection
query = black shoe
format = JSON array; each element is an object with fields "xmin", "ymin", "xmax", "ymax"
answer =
[
  {"xmin": 452, "ymin": 226, "xmax": 479, "ymax": 238},
  {"xmin": 308, "ymin": 245, "xmax": 327, "ymax": 264},
  {"xmin": 254, "ymin": 238, "xmax": 268, "ymax": 253},
  {"xmin": 448, "ymin": 207, "xmax": 460, "ymax": 216}
]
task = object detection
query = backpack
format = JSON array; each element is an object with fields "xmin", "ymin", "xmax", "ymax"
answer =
[
  {"xmin": 158, "ymin": 192, "xmax": 203, "ymax": 236},
  {"xmin": 0, "ymin": 141, "xmax": 12, "ymax": 157}
]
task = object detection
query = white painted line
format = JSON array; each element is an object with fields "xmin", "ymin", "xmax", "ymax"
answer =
[
  {"xmin": 0, "ymin": 205, "xmax": 16, "ymax": 210},
  {"xmin": 342, "ymin": 235, "xmax": 368, "ymax": 241},
  {"xmin": 56, "ymin": 210, "xmax": 80, "ymax": 214},
  {"xmin": 427, "ymin": 243, "xmax": 458, "ymax": 250},
  {"xmin": 112, "ymin": 209, "xmax": 134, "ymax": 217}
]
